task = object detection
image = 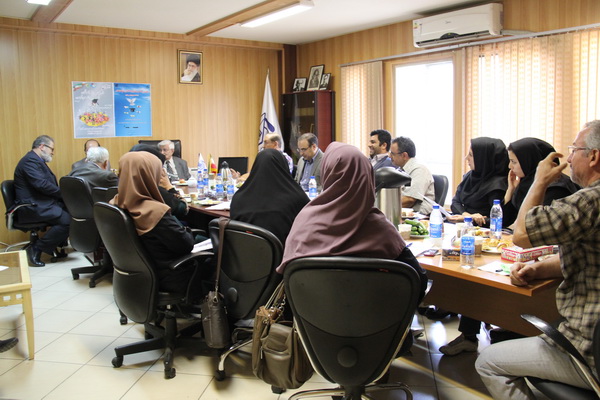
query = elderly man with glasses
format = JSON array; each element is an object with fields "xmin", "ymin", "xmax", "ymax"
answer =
[
  {"xmin": 294, "ymin": 133, "xmax": 323, "ymax": 192},
  {"xmin": 476, "ymin": 120, "xmax": 600, "ymax": 399},
  {"xmin": 14, "ymin": 135, "xmax": 70, "ymax": 267}
]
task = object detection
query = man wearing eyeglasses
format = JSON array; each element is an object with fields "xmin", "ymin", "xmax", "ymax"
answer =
[
  {"xmin": 389, "ymin": 136, "xmax": 436, "ymax": 215},
  {"xmin": 294, "ymin": 133, "xmax": 323, "ymax": 192},
  {"xmin": 476, "ymin": 120, "xmax": 600, "ymax": 399},
  {"xmin": 14, "ymin": 135, "xmax": 70, "ymax": 267}
]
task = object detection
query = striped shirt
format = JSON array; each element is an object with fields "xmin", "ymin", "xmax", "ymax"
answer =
[{"xmin": 526, "ymin": 179, "xmax": 600, "ymax": 368}]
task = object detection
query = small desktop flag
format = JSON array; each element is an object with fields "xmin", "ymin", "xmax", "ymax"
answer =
[
  {"xmin": 257, "ymin": 72, "xmax": 282, "ymax": 151},
  {"xmin": 209, "ymin": 154, "xmax": 218, "ymax": 174},
  {"xmin": 197, "ymin": 153, "xmax": 206, "ymax": 173}
]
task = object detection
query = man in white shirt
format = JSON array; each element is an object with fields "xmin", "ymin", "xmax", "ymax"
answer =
[
  {"xmin": 368, "ymin": 129, "xmax": 394, "ymax": 170},
  {"xmin": 158, "ymin": 140, "xmax": 190, "ymax": 181},
  {"xmin": 389, "ymin": 136, "xmax": 436, "ymax": 214},
  {"xmin": 263, "ymin": 133, "xmax": 294, "ymax": 174}
]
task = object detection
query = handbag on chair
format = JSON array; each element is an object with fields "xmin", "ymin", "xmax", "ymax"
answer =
[
  {"xmin": 200, "ymin": 217, "xmax": 231, "ymax": 349},
  {"xmin": 251, "ymin": 281, "xmax": 313, "ymax": 389}
]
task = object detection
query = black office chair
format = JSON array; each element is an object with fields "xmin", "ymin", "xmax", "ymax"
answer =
[
  {"xmin": 207, "ymin": 219, "xmax": 284, "ymax": 382},
  {"xmin": 521, "ymin": 314, "xmax": 600, "ymax": 399},
  {"xmin": 432, "ymin": 174, "xmax": 449, "ymax": 205},
  {"xmin": 60, "ymin": 176, "xmax": 112, "ymax": 288},
  {"xmin": 94, "ymin": 202, "xmax": 210, "ymax": 379},
  {"xmin": 283, "ymin": 256, "xmax": 421, "ymax": 400},
  {"xmin": 1, "ymin": 179, "xmax": 49, "ymax": 253},
  {"xmin": 138, "ymin": 139, "xmax": 182, "ymax": 158},
  {"xmin": 91, "ymin": 186, "xmax": 118, "ymax": 204}
]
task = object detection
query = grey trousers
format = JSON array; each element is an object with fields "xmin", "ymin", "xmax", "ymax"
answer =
[{"xmin": 475, "ymin": 336, "xmax": 591, "ymax": 400}]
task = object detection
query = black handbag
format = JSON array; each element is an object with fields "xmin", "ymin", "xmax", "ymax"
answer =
[{"xmin": 200, "ymin": 217, "xmax": 231, "ymax": 349}]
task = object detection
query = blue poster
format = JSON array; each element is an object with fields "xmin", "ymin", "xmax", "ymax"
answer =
[
  {"xmin": 113, "ymin": 83, "xmax": 152, "ymax": 137},
  {"xmin": 72, "ymin": 82, "xmax": 152, "ymax": 138},
  {"xmin": 72, "ymin": 82, "xmax": 115, "ymax": 138}
]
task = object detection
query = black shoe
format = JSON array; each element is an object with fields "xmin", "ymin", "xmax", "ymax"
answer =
[
  {"xmin": 0, "ymin": 337, "xmax": 18, "ymax": 353},
  {"xmin": 53, "ymin": 248, "xmax": 68, "ymax": 258},
  {"xmin": 424, "ymin": 306, "xmax": 457, "ymax": 320},
  {"xmin": 26, "ymin": 245, "xmax": 45, "ymax": 267}
]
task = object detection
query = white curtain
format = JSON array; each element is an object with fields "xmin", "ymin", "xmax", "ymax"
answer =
[{"xmin": 340, "ymin": 61, "xmax": 383, "ymax": 153}]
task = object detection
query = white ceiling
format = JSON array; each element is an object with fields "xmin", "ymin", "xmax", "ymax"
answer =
[{"xmin": 0, "ymin": 0, "xmax": 485, "ymax": 45}]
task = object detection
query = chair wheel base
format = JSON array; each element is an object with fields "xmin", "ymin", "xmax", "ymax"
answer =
[
  {"xmin": 164, "ymin": 368, "xmax": 176, "ymax": 379},
  {"xmin": 88, "ymin": 280, "xmax": 96, "ymax": 288},
  {"xmin": 271, "ymin": 386, "xmax": 285, "ymax": 394},
  {"xmin": 112, "ymin": 356, "xmax": 123, "ymax": 368},
  {"xmin": 72, "ymin": 273, "xmax": 79, "ymax": 280},
  {"xmin": 215, "ymin": 369, "xmax": 226, "ymax": 381},
  {"xmin": 120, "ymin": 316, "xmax": 127, "ymax": 325}
]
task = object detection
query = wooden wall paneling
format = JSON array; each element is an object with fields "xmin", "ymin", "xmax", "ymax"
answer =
[{"xmin": 0, "ymin": 20, "xmax": 282, "ymax": 245}]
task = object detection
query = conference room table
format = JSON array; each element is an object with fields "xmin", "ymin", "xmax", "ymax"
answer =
[
  {"xmin": 412, "ymin": 239, "xmax": 561, "ymax": 336},
  {"xmin": 180, "ymin": 184, "xmax": 560, "ymax": 336}
]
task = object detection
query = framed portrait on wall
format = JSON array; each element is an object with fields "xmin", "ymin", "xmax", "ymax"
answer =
[
  {"xmin": 178, "ymin": 50, "xmax": 202, "ymax": 84},
  {"xmin": 293, "ymin": 78, "xmax": 307, "ymax": 92},
  {"xmin": 319, "ymin": 73, "xmax": 331, "ymax": 90},
  {"xmin": 306, "ymin": 64, "xmax": 324, "ymax": 91}
]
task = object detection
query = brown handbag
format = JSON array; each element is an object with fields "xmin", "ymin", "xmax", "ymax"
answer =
[
  {"xmin": 251, "ymin": 282, "xmax": 314, "ymax": 389},
  {"xmin": 200, "ymin": 217, "xmax": 231, "ymax": 349}
]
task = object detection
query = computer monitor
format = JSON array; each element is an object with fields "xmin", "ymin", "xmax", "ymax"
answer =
[{"xmin": 218, "ymin": 157, "xmax": 249, "ymax": 175}]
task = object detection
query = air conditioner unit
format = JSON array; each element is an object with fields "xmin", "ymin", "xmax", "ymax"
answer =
[{"xmin": 413, "ymin": 3, "xmax": 503, "ymax": 48}]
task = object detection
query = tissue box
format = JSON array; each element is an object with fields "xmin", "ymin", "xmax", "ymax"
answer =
[
  {"xmin": 442, "ymin": 248, "xmax": 461, "ymax": 261},
  {"xmin": 500, "ymin": 245, "xmax": 554, "ymax": 262}
]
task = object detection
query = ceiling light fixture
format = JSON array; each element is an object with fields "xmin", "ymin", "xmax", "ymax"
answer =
[
  {"xmin": 240, "ymin": 0, "xmax": 314, "ymax": 28},
  {"xmin": 27, "ymin": 0, "xmax": 52, "ymax": 5}
]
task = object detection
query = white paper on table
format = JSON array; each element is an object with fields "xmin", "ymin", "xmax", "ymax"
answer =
[
  {"xmin": 0, "ymin": 266, "xmax": 8, "ymax": 272},
  {"xmin": 192, "ymin": 239, "xmax": 213, "ymax": 253},
  {"xmin": 206, "ymin": 201, "xmax": 231, "ymax": 211},
  {"xmin": 407, "ymin": 242, "xmax": 432, "ymax": 258}
]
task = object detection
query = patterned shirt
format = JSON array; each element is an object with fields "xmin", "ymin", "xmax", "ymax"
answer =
[{"xmin": 526, "ymin": 179, "xmax": 600, "ymax": 368}]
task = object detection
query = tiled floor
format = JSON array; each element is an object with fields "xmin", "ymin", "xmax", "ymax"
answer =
[{"xmin": 0, "ymin": 249, "xmax": 496, "ymax": 400}]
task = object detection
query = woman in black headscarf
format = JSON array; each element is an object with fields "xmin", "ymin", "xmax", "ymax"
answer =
[
  {"xmin": 449, "ymin": 137, "xmax": 509, "ymax": 227},
  {"xmin": 502, "ymin": 137, "xmax": 579, "ymax": 226},
  {"xmin": 230, "ymin": 149, "xmax": 308, "ymax": 245}
]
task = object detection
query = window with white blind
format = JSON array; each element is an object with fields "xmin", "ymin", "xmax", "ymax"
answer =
[
  {"xmin": 340, "ymin": 61, "xmax": 383, "ymax": 154},
  {"xmin": 394, "ymin": 60, "xmax": 454, "ymax": 205},
  {"xmin": 464, "ymin": 29, "xmax": 600, "ymax": 158}
]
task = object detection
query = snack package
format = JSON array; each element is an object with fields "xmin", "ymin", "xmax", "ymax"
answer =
[{"xmin": 501, "ymin": 245, "xmax": 554, "ymax": 262}]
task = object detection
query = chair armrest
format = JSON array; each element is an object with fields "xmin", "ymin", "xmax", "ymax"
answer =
[
  {"xmin": 190, "ymin": 228, "xmax": 208, "ymax": 237},
  {"xmin": 168, "ymin": 251, "xmax": 213, "ymax": 270},
  {"xmin": 521, "ymin": 314, "xmax": 587, "ymax": 366},
  {"xmin": 5, "ymin": 202, "xmax": 37, "ymax": 230},
  {"xmin": 521, "ymin": 314, "xmax": 600, "ymax": 395}
]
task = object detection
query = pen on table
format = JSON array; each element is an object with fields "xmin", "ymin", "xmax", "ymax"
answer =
[{"xmin": 406, "ymin": 243, "xmax": 412, "ymax": 248}]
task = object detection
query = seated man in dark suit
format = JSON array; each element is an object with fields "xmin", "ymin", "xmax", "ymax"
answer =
[
  {"xmin": 68, "ymin": 146, "xmax": 118, "ymax": 189},
  {"xmin": 14, "ymin": 135, "xmax": 70, "ymax": 266},
  {"xmin": 158, "ymin": 140, "xmax": 190, "ymax": 181},
  {"xmin": 71, "ymin": 139, "xmax": 111, "ymax": 171}
]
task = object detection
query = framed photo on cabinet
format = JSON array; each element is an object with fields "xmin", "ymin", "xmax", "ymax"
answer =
[
  {"xmin": 178, "ymin": 50, "xmax": 202, "ymax": 84},
  {"xmin": 307, "ymin": 65, "xmax": 324, "ymax": 91},
  {"xmin": 319, "ymin": 73, "xmax": 331, "ymax": 90},
  {"xmin": 293, "ymin": 78, "xmax": 307, "ymax": 92}
]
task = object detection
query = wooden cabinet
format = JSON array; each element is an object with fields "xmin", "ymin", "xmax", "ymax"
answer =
[{"xmin": 281, "ymin": 91, "xmax": 335, "ymax": 158}]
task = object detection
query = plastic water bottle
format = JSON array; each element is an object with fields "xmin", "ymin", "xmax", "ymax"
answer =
[
  {"xmin": 202, "ymin": 169, "xmax": 209, "ymax": 192},
  {"xmin": 196, "ymin": 168, "xmax": 204, "ymax": 196},
  {"xmin": 226, "ymin": 177, "xmax": 234, "ymax": 201},
  {"xmin": 429, "ymin": 205, "xmax": 443, "ymax": 247},
  {"xmin": 490, "ymin": 199, "xmax": 503, "ymax": 240},
  {"xmin": 308, "ymin": 176, "xmax": 317, "ymax": 199},
  {"xmin": 215, "ymin": 173, "xmax": 224, "ymax": 200},
  {"xmin": 460, "ymin": 217, "xmax": 475, "ymax": 269}
]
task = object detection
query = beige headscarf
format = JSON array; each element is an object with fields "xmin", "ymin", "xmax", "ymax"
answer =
[{"xmin": 110, "ymin": 151, "xmax": 170, "ymax": 235}]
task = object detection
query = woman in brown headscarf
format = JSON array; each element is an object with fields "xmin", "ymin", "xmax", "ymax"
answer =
[
  {"xmin": 111, "ymin": 151, "xmax": 197, "ymax": 293},
  {"xmin": 277, "ymin": 142, "xmax": 427, "ymax": 298}
]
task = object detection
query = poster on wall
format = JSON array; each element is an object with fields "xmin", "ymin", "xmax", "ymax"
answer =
[{"xmin": 72, "ymin": 81, "xmax": 152, "ymax": 138}]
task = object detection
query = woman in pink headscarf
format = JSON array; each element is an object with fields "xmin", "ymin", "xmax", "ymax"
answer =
[{"xmin": 278, "ymin": 142, "xmax": 427, "ymax": 298}]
